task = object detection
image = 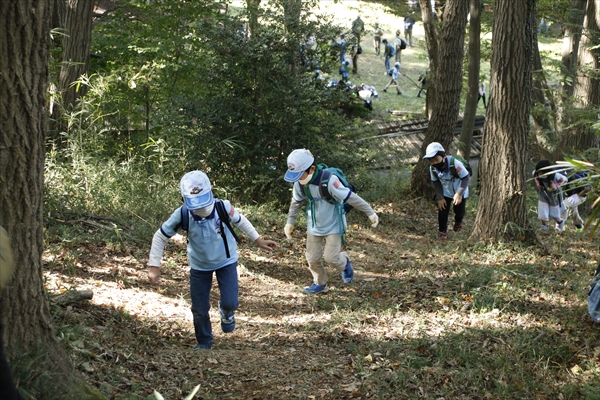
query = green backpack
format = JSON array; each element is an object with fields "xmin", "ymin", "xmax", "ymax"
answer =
[{"xmin": 449, "ymin": 155, "xmax": 472, "ymax": 178}]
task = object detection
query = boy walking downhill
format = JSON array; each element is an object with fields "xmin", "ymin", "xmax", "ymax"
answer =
[
  {"xmin": 417, "ymin": 67, "xmax": 429, "ymax": 97},
  {"xmin": 283, "ymin": 149, "xmax": 379, "ymax": 294},
  {"xmin": 148, "ymin": 171, "xmax": 277, "ymax": 349},
  {"xmin": 532, "ymin": 160, "xmax": 568, "ymax": 233},
  {"xmin": 423, "ymin": 142, "xmax": 470, "ymax": 240},
  {"xmin": 383, "ymin": 62, "xmax": 402, "ymax": 95}
]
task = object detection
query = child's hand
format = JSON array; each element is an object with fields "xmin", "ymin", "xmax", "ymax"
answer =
[
  {"xmin": 256, "ymin": 237, "xmax": 277, "ymax": 251},
  {"xmin": 148, "ymin": 266, "xmax": 161, "ymax": 285},
  {"xmin": 437, "ymin": 199, "xmax": 447, "ymax": 211},
  {"xmin": 453, "ymin": 193, "xmax": 463, "ymax": 206}
]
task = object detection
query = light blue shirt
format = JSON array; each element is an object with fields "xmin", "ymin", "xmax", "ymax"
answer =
[
  {"xmin": 160, "ymin": 200, "xmax": 240, "ymax": 271},
  {"xmin": 430, "ymin": 156, "xmax": 470, "ymax": 199},
  {"xmin": 292, "ymin": 173, "xmax": 352, "ymax": 236}
]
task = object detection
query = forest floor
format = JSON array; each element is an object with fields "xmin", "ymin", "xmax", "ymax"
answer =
[{"xmin": 45, "ymin": 200, "xmax": 600, "ymax": 399}]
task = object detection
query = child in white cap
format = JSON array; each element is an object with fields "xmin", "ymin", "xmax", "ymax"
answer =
[
  {"xmin": 148, "ymin": 171, "xmax": 277, "ymax": 349},
  {"xmin": 283, "ymin": 149, "xmax": 379, "ymax": 294},
  {"xmin": 423, "ymin": 142, "xmax": 470, "ymax": 239}
]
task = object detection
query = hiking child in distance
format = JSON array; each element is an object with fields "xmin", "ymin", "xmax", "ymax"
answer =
[
  {"xmin": 532, "ymin": 160, "xmax": 568, "ymax": 233},
  {"xmin": 283, "ymin": 149, "xmax": 379, "ymax": 295},
  {"xmin": 147, "ymin": 171, "xmax": 277, "ymax": 350},
  {"xmin": 423, "ymin": 142, "xmax": 470, "ymax": 240}
]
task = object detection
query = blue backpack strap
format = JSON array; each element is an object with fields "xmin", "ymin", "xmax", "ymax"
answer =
[
  {"xmin": 318, "ymin": 170, "xmax": 334, "ymax": 202},
  {"xmin": 181, "ymin": 205, "xmax": 189, "ymax": 231}
]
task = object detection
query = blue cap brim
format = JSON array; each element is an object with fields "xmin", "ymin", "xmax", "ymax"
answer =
[
  {"xmin": 284, "ymin": 170, "xmax": 304, "ymax": 183},
  {"xmin": 184, "ymin": 191, "xmax": 214, "ymax": 210}
]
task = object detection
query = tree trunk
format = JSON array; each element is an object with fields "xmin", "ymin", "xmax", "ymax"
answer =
[
  {"xmin": 0, "ymin": 0, "xmax": 81, "ymax": 392},
  {"xmin": 557, "ymin": 0, "xmax": 600, "ymax": 155},
  {"xmin": 531, "ymin": 39, "xmax": 558, "ymax": 161},
  {"xmin": 561, "ymin": 0, "xmax": 586, "ymax": 99},
  {"xmin": 471, "ymin": 0, "xmax": 537, "ymax": 243},
  {"xmin": 409, "ymin": 0, "xmax": 469, "ymax": 197},
  {"xmin": 458, "ymin": 0, "xmax": 482, "ymax": 163},
  {"xmin": 51, "ymin": 0, "xmax": 95, "ymax": 140}
]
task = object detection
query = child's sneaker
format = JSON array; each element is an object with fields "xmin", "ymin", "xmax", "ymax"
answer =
[
  {"xmin": 576, "ymin": 225, "xmax": 584, "ymax": 233},
  {"xmin": 194, "ymin": 343, "xmax": 212, "ymax": 350},
  {"xmin": 304, "ymin": 283, "xmax": 329, "ymax": 294},
  {"xmin": 219, "ymin": 301, "xmax": 235, "ymax": 333},
  {"xmin": 539, "ymin": 225, "xmax": 549, "ymax": 232},
  {"xmin": 439, "ymin": 231, "xmax": 448, "ymax": 240},
  {"xmin": 453, "ymin": 223, "xmax": 463, "ymax": 232},
  {"xmin": 556, "ymin": 220, "xmax": 565, "ymax": 234},
  {"xmin": 341, "ymin": 259, "xmax": 354, "ymax": 283}
]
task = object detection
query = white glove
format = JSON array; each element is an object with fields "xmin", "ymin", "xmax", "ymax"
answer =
[
  {"xmin": 368, "ymin": 213, "xmax": 379, "ymax": 228},
  {"xmin": 284, "ymin": 224, "xmax": 294, "ymax": 240}
]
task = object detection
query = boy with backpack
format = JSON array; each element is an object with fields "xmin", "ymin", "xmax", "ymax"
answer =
[
  {"xmin": 381, "ymin": 38, "xmax": 396, "ymax": 75},
  {"xmin": 423, "ymin": 142, "xmax": 471, "ymax": 240},
  {"xmin": 394, "ymin": 30, "xmax": 407, "ymax": 63},
  {"xmin": 532, "ymin": 160, "xmax": 568, "ymax": 233},
  {"xmin": 383, "ymin": 62, "xmax": 402, "ymax": 95},
  {"xmin": 283, "ymin": 149, "xmax": 379, "ymax": 294},
  {"xmin": 147, "ymin": 171, "xmax": 277, "ymax": 349}
]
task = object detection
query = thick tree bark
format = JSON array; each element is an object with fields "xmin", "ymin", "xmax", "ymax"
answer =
[
  {"xmin": 458, "ymin": 0, "xmax": 482, "ymax": 163},
  {"xmin": 557, "ymin": 0, "xmax": 600, "ymax": 155},
  {"xmin": 471, "ymin": 0, "xmax": 537, "ymax": 243},
  {"xmin": 409, "ymin": 0, "xmax": 469, "ymax": 197},
  {"xmin": 0, "ymin": 0, "xmax": 80, "ymax": 392}
]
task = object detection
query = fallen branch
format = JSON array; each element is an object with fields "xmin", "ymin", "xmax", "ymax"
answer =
[{"xmin": 51, "ymin": 290, "xmax": 94, "ymax": 304}]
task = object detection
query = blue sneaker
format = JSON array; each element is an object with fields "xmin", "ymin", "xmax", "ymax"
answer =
[
  {"xmin": 219, "ymin": 301, "xmax": 235, "ymax": 333},
  {"xmin": 194, "ymin": 343, "xmax": 211, "ymax": 350},
  {"xmin": 303, "ymin": 283, "xmax": 329, "ymax": 294},
  {"xmin": 341, "ymin": 259, "xmax": 354, "ymax": 283}
]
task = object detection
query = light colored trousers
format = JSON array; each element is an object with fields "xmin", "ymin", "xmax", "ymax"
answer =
[
  {"xmin": 561, "ymin": 193, "xmax": 586, "ymax": 226},
  {"xmin": 306, "ymin": 233, "xmax": 348, "ymax": 286}
]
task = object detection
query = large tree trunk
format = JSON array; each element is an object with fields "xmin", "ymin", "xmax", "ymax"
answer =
[
  {"xmin": 471, "ymin": 0, "xmax": 537, "ymax": 243},
  {"xmin": 409, "ymin": 0, "xmax": 469, "ymax": 196},
  {"xmin": 458, "ymin": 0, "xmax": 482, "ymax": 163},
  {"xmin": 557, "ymin": 0, "xmax": 600, "ymax": 155},
  {"xmin": 0, "ymin": 0, "xmax": 82, "ymax": 393}
]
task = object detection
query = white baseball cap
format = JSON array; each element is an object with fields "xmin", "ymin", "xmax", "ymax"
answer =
[
  {"xmin": 284, "ymin": 149, "xmax": 315, "ymax": 182},
  {"xmin": 179, "ymin": 171, "xmax": 214, "ymax": 210},
  {"xmin": 423, "ymin": 142, "xmax": 445, "ymax": 159}
]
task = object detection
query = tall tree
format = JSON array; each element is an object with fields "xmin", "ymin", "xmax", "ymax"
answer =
[
  {"xmin": 409, "ymin": 0, "xmax": 470, "ymax": 196},
  {"xmin": 561, "ymin": 0, "xmax": 586, "ymax": 98},
  {"xmin": 557, "ymin": 0, "xmax": 600, "ymax": 155},
  {"xmin": 51, "ymin": 0, "xmax": 95, "ymax": 140},
  {"xmin": 0, "ymin": 0, "xmax": 86, "ymax": 395},
  {"xmin": 458, "ymin": 0, "xmax": 482, "ymax": 163},
  {"xmin": 471, "ymin": 0, "xmax": 537, "ymax": 243}
]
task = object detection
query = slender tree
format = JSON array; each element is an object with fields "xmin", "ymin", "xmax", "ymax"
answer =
[
  {"xmin": 458, "ymin": 0, "xmax": 482, "ymax": 164},
  {"xmin": 0, "ymin": 0, "xmax": 89, "ymax": 395},
  {"xmin": 471, "ymin": 0, "xmax": 537, "ymax": 242},
  {"xmin": 409, "ymin": 0, "xmax": 470, "ymax": 196},
  {"xmin": 51, "ymin": 0, "xmax": 95, "ymax": 141}
]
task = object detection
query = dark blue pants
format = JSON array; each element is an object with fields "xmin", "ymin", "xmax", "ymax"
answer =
[{"xmin": 189, "ymin": 263, "xmax": 239, "ymax": 348}]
